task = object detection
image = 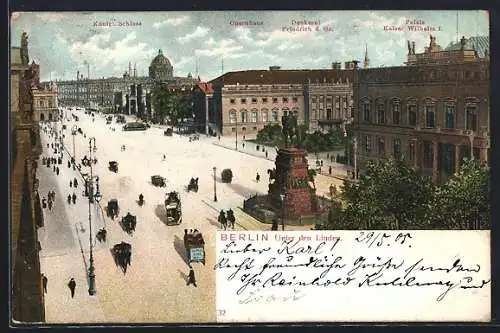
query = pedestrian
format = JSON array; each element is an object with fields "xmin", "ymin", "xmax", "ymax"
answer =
[
  {"xmin": 72, "ymin": 193, "xmax": 76, "ymax": 204},
  {"xmin": 67, "ymin": 160, "xmax": 71, "ymax": 168},
  {"xmin": 218, "ymin": 135, "xmax": 220, "ymax": 141},
  {"xmin": 42, "ymin": 274, "xmax": 48, "ymax": 293},
  {"xmin": 67, "ymin": 194, "xmax": 71, "ymax": 204},
  {"xmin": 329, "ymin": 165, "xmax": 332, "ymax": 175},
  {"xmin": 265, "ymin": 151, "xmax": 268, "ymax": 159},
  {"xmin": 163, "ymin": 154, "xmax": 166, "ymax": 161},
  {"xmin": 73, "ymin": 178, "xmax": 78, "ymax": 188},
  {"xmin": 42, "ymin": 198, "xmax": 47, "ymax": 209},
  {"xmin": 187, "ymin": 266, "xmax": 197, "ymax": 287},
  {"xmin": 320, "ymin": 160, "xmax": 323, "ymax": 167},
  {"xmin": 53, "ymin": 165, "xmax": 56, "ymax": 172},
  {"xmin": 327, "ymin": 153, "xmax": 330, "ymax": 159},
  {"xmin": 68, "ymin": 278, "xmax": 76, "ymax": 298},
  {"xmin": 70, "ymin": 180, "xmax": 73, "ymax": 188},
  {"xmin": 56, "ymin": 167, "xmax": 60, "ymax": 175},
  {"xmin": 271, "ymin": 218, "xmax": 278, "ymax": 231},
  {"xmin": 48, "ymin": 200, "xmax": 53, "ymax": 211},
  {"xmin": 243, "ymin": 135, "xmax": 246, "ymax": 140},
  {"xmin": 256, "ymin": 172, "xmax": 260, "ymax": 183},
  {"xmin": 242, "ymin": 142, "xmax": 245, "ymax": 149}
]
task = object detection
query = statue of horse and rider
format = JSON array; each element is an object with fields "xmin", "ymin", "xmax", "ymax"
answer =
[{"xmin": 281, "ymin": 114, "xmax": 302, "ymax": 148}]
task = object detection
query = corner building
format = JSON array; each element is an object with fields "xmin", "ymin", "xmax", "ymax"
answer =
[{"xmin": 354, "ymin": 36, "xmax": 490, "ymax": 181}]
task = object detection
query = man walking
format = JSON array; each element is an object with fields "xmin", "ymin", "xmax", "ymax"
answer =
[
  {"xmin": 42, "ymin": 274, "xmax": 48, "ymax": 293},
  {"xmin": 256, "ymin": 172, "xmax": 260, "ymax": 183},
  {"xmin": 68, "ymin": 278, "xmax": 76, "ymax": 298},
  {"xmin": 72, "ymin": 193, "xmax": 77, "ymax": 204},
  {"xmin": 187, "ymin": 266, "xmax": 197, "ymax": 287}
]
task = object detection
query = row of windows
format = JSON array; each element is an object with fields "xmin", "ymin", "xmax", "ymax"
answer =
[
  {"xmin": 229, "ymin": 97, "xmax": 299, "ymax": 104},
  {"xmin": 37, "ymin": 99, "xmax": 55, "ymax": 108},
  {"xmin": 361, "ymin": 135, "xmax": 407, "ymax": 160},
  {"xmin": 311, "ymin": 95, "xmax": 353, "ymax": 104},
  {"xmin": 362, "ymin": 103, "xmax": 480, "ymax": 131},
  {"xmin": 228, "ymin": 109, "xmax": 299, "ymax": 123}
]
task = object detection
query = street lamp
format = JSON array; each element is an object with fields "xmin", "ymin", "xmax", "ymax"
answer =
[
  {"xmin": 87, "ymin": 137, "xmax": 97, "ymax": 296},
  {"xmin": 213, "ymin": 166, "xmax": 217, "ymax": 202},
  {"xmin": 71, "ymin": 125, "xmax": 78, "ymax": 168},
  {"xmin": 279, "ymin": 193, "xmax": 286, "ymax": 231}
]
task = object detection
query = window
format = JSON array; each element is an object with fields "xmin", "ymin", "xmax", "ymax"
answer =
[
  {"xmin": 241, "ymin": 98, "xmax": 247, "ymax": 104},
  {"xmin": 466, "ymin": 105, "xmax": 478, "ymax": 131},
  {"xmin": 425, "ymin": 105, "xmax": 435, "ymax": 128},
  {"xmin": 326, "ymin": 108, "xmax": 332, "ymax": 120},
  {"xmin": 363, "ymin": 103, "xmax": 371, "ymax": 122},
  {"xmin": 283, "ymin": 108, "xmax": 289, "ymax": 116},
  {"xmin": 271, "ymin": 110, "xmax": 278, "ymax": 122},
  {"xmin": 362, "ymin": 135, "xmax": 372, "ymax": 153},
  {"xmin": 377, "ymin": 103, "xmax": 385, "ymax": 124},
  {"xmin": 408, "ymin": 140, "xmax": 415, "ymax": 161},
  {"xmin": 229, "ymin": 110, "xmax": 236, "ymax": 123},
  {"xmin": 253, "ymin": 126, "xmax": 257, "ymax": 131},
  {"xmin": 311, "ymin": 97, "xmax": 317, "ymax": 103},
  {"xmin": 444, "ymin": 105, "xmax": 455, "ymax": 129},
  {"xmin": 230, "ymin": 99, "xmax": 236, "ymax": 104},
  {"xmin": 262, "ymin": 98, "xmax": 268, "ymax": 103},
  {"xmin": 251, "ymin": 98, "xmax": 257, "ymax": 104},
  {"xmin": 240, "ymin": 110, "xmax": 247, "ymax": 123},
  {"xmin": 251, "ymin": 110, "xmax": 258, "ymax": 123},
  {"xmin": 39, "ymin": 100, "xmax": 43, "ymax": 107},
  {"xmin": 292, "ymin": 97, "xmax": 298, "ymax": 103},
  {"xmin": 392, "ymin": 103, "xmax": 400, "ymax": 125},
  {"xmin": 327, "ymin": 96, "xmax": 333, "ymax": 103},
  {"xmin": 262, "ymin": 109, "xmax": 268, "ymax": 122},
  {"xmin": 423, "ymin": 141, "xmax": 434, "ymax": 168},
  {"xmin": 378, "ymin": 137, "xmax": 385, "ymax": 155},
  {"xmin": 408, "ymin": 105, "xmax": 417, "ymax": 126},
  {"xmin": 393, "ymin": 138, "xmax": 401, "ymax": 159},
  {"xmin": 272, "ymin": 97, "xmax": 278, "ymax": 103},
  {"xmin": 283, "ymin": 97, "xmax": 288, "ymax": 103}
]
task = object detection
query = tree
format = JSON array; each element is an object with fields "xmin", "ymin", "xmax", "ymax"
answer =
[
  {"xmin": 341, "ymin": 158, "xmax": 435, "ymax": 229},
  {"xmin": 427, "ymin": 158, "xmax": 490, "ymax": 229},
  {"xmin": 151, "ymin": 85, "xmax": 171, "ymax": 124}
]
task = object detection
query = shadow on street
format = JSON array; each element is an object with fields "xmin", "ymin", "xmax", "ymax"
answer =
[
  {"xmin": 206, "ymin": 217, "xmax": 220, "ymax": 229},
  {"xmin": 177, "ymin": 268, "xmax": 188, "ymax": 283},
  {"xmin": 154, "ymin": 204, "xmax": 168, "ymax": 225},
  {"xmin": 173, "ymin": 235, "xmax": 187, "ymax": 264}
]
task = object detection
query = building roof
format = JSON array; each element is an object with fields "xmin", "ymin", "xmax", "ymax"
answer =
[
  {"xmin": 150, "ymin": 49, "xmax": 172, "ymax": 69},
  {"xmin": 209, "ymin": 69, "xmax": 354, "ymax": 87},
  {"xmin": 196, "ymin": 82, "xmax": 213, "ymax": 94},
  {"xmin": 445, "ymin": 36, "xmax": 489, "ymax": 58}
]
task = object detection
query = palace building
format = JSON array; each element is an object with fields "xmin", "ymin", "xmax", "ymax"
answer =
[
  {"xmin": 354, "ymin": 35, "xmax": 490, "ymax": 182},
  {"xmin": 51, "ymin": 49, "xmax": 198, "ymax": 113},
  {"xmin": 199, "ymin": 62, "xmax": 358, "ymax": 138}
]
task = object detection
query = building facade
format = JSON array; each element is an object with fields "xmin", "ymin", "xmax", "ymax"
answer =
[
  {"xmin": 354, "ymin": 35, "xmax": 490, "ymax": 182},
  {"xmin": 206, "ymin": 65, "xmax": 356, "ymax": 138},
  {"xmin": 51, "ymin": 49, "xmax": 198, "ymax": 112},
  {"xmin": 10, "ymin": 33, "xmax": 45, "ymax": 322},
  {"xmin": 32, "ymin": 81, "xmax": 58, "ymax": 122}
]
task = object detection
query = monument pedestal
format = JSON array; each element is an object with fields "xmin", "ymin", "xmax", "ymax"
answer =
[{"xmin": 268, "ymin": 148, "xmax": 320, "ymax": 218}]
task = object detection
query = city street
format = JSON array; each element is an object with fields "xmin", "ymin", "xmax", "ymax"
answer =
[{"xmin": 37, "ymin": 110, "xmax": 343, "ymax": 323}]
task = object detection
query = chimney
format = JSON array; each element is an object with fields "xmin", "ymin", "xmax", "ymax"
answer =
[
  {"xmin": 331, "ymin": 62, "xmax": 341, "ymax": 69},
  {"xmin": 269, "ymin": 66, "xmax": 281, "ymax": 70},
  {"xmin": 134, "ymin": 63, "xmax": 137, "ymax": 77},
  {"xmin": 129, "ymin": 62, "xmax": 132, "ymax": 76},
  {"xmin": 77, "ymin": 70, "xmax": 80, "ymax": 81}
]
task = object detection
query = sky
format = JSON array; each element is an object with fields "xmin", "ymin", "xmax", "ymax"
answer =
[{"xmin": 10, "ymin": 10, "xmax": 489, "ymax": 83}]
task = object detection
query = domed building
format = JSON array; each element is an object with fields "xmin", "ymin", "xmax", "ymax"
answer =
[{"xmin": 149, "ymin": 49, "xmax": 173, "ymax": 82}]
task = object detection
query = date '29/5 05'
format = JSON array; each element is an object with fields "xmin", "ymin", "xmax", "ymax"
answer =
[{"xmin": 355, "ymin": 232, "xmax": 412, "ymax": 248}]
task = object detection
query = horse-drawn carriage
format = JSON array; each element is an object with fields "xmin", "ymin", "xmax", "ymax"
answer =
[
  {"xmin": 107, "ymin": 199, "xmax": 119, "ymax": 219},
  {"xmin": 164, "ymin": 128, "xmax": 173, "ymax": 136},
  {"xmin": 165, "ymin": 191, "xmax": 182, "ymax": 225},
  {"xmin": 187, "ymin": 177, "xmax": 199, "ymax": 192},
  {"xmin": 151, "ymin": 175, "xmax": 166, "ymax": 187},
  {"xmin": 121, "ymin": 212, "xmax": 137, "ymax": 234},
  {"xmin": 109, "ymin": 161, "xmax": 118, "ymax": 173},
  {"xmin": 184, "ymin": 230, "xmax": 205, "ymax": 265},
  {"xmin": 112, "ymin": 241, "xmax": 132, "ymax": 273}
]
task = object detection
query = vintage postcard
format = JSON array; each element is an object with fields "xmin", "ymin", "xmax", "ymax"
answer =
[{"xmin": 9, "ymin": 10, "xmax": 490, "ymax": 324}]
